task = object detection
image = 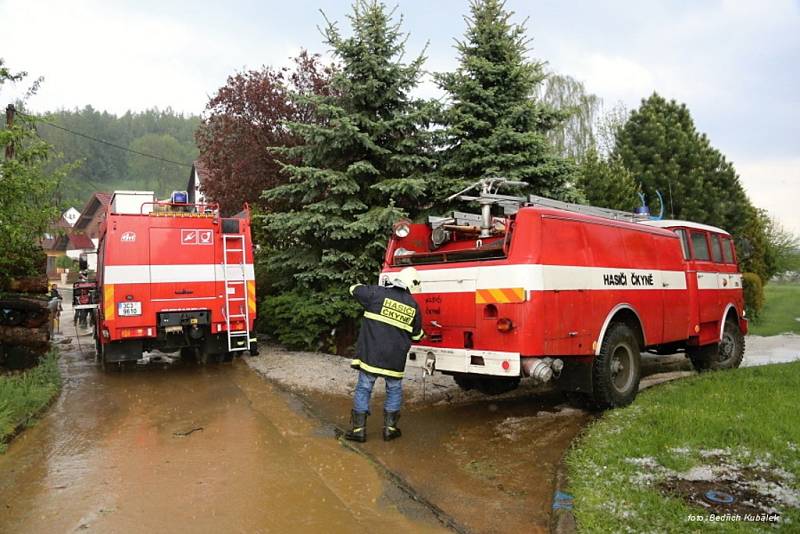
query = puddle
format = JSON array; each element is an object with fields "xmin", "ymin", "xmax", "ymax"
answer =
[
  {"xmin": 303, "ymin": 388, "xmax": 594, "ymax": 533},
  {"xmin": 0, "ymin": 304, "xmax": 444, "ymax": 533}
]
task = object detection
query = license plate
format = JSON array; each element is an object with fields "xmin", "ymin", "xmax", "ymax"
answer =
[{"xmin": 118, "ymin": 301, "xmax": 142, "ymax": 316}]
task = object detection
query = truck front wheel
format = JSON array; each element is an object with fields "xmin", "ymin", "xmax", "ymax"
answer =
[
  {"xmin": 592, "ymin": 322, "xmax": 641, "ymax": 409},
  {"xmin": 688, "ymin": 318, "xmax": 745, "ymax": 372}
]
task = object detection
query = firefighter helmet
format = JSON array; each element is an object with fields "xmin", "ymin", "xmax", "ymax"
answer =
[{"xmin": 393, "ymin": 267, "xmax": 421, "ymax": 294}]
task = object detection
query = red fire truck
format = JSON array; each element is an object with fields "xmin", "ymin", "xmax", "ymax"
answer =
[
  {"xmin": 382, "ymin": 179, "xmax": 747, "ymax": 408},
  {"xmin": 94, "ymin": 191, "xmax": 257, "ymax": 368}
]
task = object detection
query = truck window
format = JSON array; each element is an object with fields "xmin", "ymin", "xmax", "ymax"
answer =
[
  {"xmin": 721, "ymin": 236, "xmax": 735, "ymax": 263},
  {"xmin": 690, "ymin": 231, "xmax": 711, "ymax": 261},
  {"xmin": 674, "ymin": 229, "xmax": 690, "ymax": 260},
  {"xmin": 710, "ymin": 234, "xmax": 723, "ymax": 263}
]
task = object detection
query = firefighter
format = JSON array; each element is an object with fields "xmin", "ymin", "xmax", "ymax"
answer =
[
  {"xmin": 344, "ymin": 267, "xmax": 424, "ymax": 442},
  {"xmin": 49, "ymin": 283, "xmax": 61, "ymax": 301},
  {"xmin": 48, "ymin": 284, "xmax": 62, "ymax": 335}
]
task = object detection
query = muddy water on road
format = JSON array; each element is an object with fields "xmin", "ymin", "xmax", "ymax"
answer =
[
  {"xmin": 306, "ymin": 389, "xmax": 594, "ymax": 534},
  {"xmin": 0, "ymin": 346, "xmax": 444, "ymax": 533}
]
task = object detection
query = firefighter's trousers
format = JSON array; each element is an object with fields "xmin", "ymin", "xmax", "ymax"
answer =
[{"xmin": 353, "ymin": 370, "xmax": 402, "ymax": 413}]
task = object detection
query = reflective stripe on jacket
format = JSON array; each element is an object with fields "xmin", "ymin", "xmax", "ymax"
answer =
[{"xmin": 350, "ymin": 284, "xmax": 423, "ymax": 378}]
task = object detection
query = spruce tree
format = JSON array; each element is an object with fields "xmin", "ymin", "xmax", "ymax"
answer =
[
  {"xmin": 615, "ymin": 93, "xmax": 770, "ymax": 279},
  {"xmin": 261, "ymin": 1, "xmax": 437, "ymax": 351},
  {"xmin": 435, "ymin": 0, "xmax": 575, "ymax": 199}
]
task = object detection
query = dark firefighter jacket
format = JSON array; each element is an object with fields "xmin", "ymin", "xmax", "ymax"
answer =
[{"xmin": 350, "ymin": 284, "xmax": 424, "ymax": 378}]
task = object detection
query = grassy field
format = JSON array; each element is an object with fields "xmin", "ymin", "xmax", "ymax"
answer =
[
  {"xmin": 749, "ymin": 283, "xmax": 800, "ymax": 336},
  {"xmin": 0, "ymin": 351, "xmax": 61, "ymax": 452},
  {"xmin": 566, "ymin": 362, "xmax": 800, "ymax": 533}
]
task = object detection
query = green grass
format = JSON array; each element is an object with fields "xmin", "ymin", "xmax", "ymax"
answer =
[
  {"xmin": 749, "ymin": 283, "xmax": 800, "ymax": 336},
  {"xmin": 566, "ymin": 362, "xmax": 800, "ymax": 533},
  {"xmin": 0, "ymin": 351, "xmax": 61, "ymax": 451}
]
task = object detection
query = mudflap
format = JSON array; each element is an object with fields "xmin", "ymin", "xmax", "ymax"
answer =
[
  {"xmin": 201, "ymin": 333, "xmax": 229, "ymax": 359},
  {"xmin": 104, "ymin": 339, "xmax": 144, "ymax": 363},
  {"xmin": 554, "ymin": 357, "xmax": 594, "ymax": 394}
]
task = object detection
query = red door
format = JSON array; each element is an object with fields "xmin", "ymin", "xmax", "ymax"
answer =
[{"xmin": 689, "ymin": 230, "xmax": 718, "ymax": 324}]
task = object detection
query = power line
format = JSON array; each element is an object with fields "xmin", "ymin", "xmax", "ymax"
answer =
[{"xmin": 15, "ymin": 109, "xmax": 193, "ymax": 169}]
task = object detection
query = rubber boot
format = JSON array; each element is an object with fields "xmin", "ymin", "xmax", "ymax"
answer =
[
  {"xmin": 344, "ymin": 410, "xmax": 368, "ymax": 442},
  {"xmin": 383, "ymin": 411, "xmax": 402, "ymax": 441}
]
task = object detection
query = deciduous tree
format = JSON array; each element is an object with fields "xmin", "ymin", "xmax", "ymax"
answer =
[
  {"xmin": 0, "ymin": 60, "xmax": 64, "ymax": 286},
  {"xmin": 540, "ymin": 74, "xmax": 600, "ymax": 162},
  {"xmin": 195, "ymin": 52, "xmax": 332, "ymax": 214}
]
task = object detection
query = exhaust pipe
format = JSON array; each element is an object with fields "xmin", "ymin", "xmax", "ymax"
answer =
[{"xmin": 521, "ymin": 358, "xmax": 563, "ymax": 383}]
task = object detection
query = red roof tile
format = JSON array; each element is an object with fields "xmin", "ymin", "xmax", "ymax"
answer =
[{"xmin": 68, "ymin": 233, "xmax": 95, "ymax": 250}]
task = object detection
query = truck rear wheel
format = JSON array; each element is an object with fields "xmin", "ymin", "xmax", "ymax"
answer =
[
  {"xmin": 452, "ymin": 373, "xmax": 475, "ymax": 391},
  {"xmin": 688, "ymin": 318, "xmax": 744, "ymax": 372},
  {"xmin": 474, "ymin": 376, "xmax": 520, "ymax": 396},
  {"xmin": 592, "ymin": 322, "xmax": 641, "ymax": 409},
  {"xmin": 180, "ymin": 346, "xmax": 198, "ymax": 362}
]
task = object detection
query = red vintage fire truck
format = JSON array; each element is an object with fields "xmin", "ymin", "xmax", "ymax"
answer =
[
  {"xmin": 93, "ymin": 191, "xmax": 257, "ymax": 368},
  {"xmin": 382, "ymin": 179, "xmax": 747, "ymax": 408}
]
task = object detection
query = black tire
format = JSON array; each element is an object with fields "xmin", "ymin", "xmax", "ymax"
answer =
[
  {"xmin": 473, "ymin": 376, "xmax": 521, "ymax": 396},
  {"xmin": 93, "ymin": 326, "xmax": 102, "ymax": 363},
  {"xmin": 687, "ymin": 344, "xmax": 714, "ymax": 372},
  {"xmin": 180, "ymin": 346, "xmax": 198, "ymax": 362},
  {"xmin": 592, "ymin": 322, "xmax": 641, "ymax": 409},
  {"xmin": 563, "ymin": 391, "xmax": 593, "ymax": 410},
  {"xmin": 452, "ymin": 373, "xmax": 475, "ymax": 391},
  {"xmin": 688, "ymin": 319, "xmax": 745, "ymax": 372}
]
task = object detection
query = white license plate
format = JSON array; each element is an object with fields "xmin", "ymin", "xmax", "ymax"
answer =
[{"xmin": 118, "ymin": 302, "xmax": 142, "ymax": 316}]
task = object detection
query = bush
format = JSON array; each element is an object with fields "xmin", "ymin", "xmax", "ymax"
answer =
[
  {"xmin": 261, "ymin": 288, "xmax": 361, "ymax": 355},
  {"xmin": 742, "ymin": 272, "xmax": 764, "ymax": 318},
  {"xmin": 55, "ymin": 255, "xmax": 78, "ymax": 270}
]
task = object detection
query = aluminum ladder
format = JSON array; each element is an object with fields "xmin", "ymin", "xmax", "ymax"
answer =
[{"xmin": 222, "ymin": 234, "xmax": 251, "ymax": 352}]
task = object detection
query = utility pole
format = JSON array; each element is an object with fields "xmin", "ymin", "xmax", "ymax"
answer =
[{"xmin": 5, "ymin": 103, "xmax": 15, "ymax": 160}]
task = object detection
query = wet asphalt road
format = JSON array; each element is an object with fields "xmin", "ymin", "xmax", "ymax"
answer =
[
  {"xmin": 0, "ymin": 301, "xmax": 701, "ymax": 534},
  {"xmin": 0, "ymin": 307, "xmax": 444, "ymax": 533}
]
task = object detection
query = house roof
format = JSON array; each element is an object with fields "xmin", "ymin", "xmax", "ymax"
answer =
[
  {"xmin": 74, "ymin": 192, "xmax": 112, "ymax": 230},
  {"xmin": 42, "ymin": 234, "xmax": 69, "ymax": 252},
  {"xmin": 193, "ymin": 160, "xmax": 209, "ymax": 181},
  {"xmin": 68, "ymin": 233, "xmax": 95, "ymax": 250}
]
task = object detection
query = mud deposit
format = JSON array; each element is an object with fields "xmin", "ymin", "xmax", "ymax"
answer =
[
  {"xmin": 0, "ymin": 306, "xmax": 444, "ymax": 533},
  {"xmin": 300, "ymin": 388, "xmax": 593, "ymax": 534}
]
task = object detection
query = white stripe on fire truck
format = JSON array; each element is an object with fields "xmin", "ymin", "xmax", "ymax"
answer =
[
  {"xmin": 389, "ymin": 264, "xmax": 692, "ymax": 293},
  {"xmin": 104, "ymin": 264, "xmax": 255, "ymax": 284},
  {"xmin": 696, "ymin": 272, "xmax": 743, "ymax": 290}
]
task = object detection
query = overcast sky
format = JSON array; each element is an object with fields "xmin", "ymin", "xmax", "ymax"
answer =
[{"xmin": 1, "ymin": 0, "xmax": 798, "ymax": 234}]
